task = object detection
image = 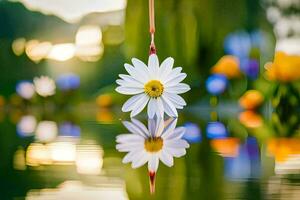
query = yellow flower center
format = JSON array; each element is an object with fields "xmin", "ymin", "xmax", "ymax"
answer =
[
  {"xmin": 144, "ymin": 137, "xmax": 163, "ymax": 152},
  {"xmin": 144, "ymin": 80, "xmax": 164, "ymax": 98}
]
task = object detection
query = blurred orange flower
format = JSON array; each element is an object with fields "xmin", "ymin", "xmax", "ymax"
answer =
[
  {"xmin": 211, "ymin": 55, "xmax": 241, "ymax": 79},
  {"xmin": 239, "ymin": 110, "xmax": 263, "ymax": 128},
  {"xmin": 239, "ymin": 90, "xmax": 264, "ymax": 110},
  {"xmin": 0, "ymin": 95, "xmax": 5, "ymax": 107},
  {"xmin": 96, "ymin": 108, "xmax": 113, "ymax": 123},
  {"xmin": 265, "ymin": 51, "xmax": 300, "ymax": 82},
  {"xmin": 267, "ymin": 138, "xmax": 300, "ymax": 162},
  {"xmin": 211, "ymin": 138, "xmax": 240, "ymax": 157},
  {"xmin": 96, "ymin": 94, "xmax": 113, "ymax": 108}
]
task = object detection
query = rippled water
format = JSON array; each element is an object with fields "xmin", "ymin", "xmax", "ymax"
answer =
[{"xmin": 0, "ymin": 107, "xmax": 299, "ymax": 200}]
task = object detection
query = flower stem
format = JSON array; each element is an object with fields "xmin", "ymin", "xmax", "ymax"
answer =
[
  {"xmin": 149, "ymin": 0, "xmax": 156, "ymax": 54},
  {"xmin": 149, "ymin": 171, "xmax": 156, "ymax": 194}
]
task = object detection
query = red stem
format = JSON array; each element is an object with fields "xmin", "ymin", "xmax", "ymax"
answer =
[{"xmin": 149, "ymin": 0, "xmax": 156, "ymax": 54}]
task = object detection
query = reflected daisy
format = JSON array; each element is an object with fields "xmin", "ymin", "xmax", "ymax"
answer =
[
  {"xmin": 116, "ymin": 54, "xmax": 190, "ymax": 118},
  {"xmin": 116, "ymin": 117, "xmax": 189, "ymax": 193}
]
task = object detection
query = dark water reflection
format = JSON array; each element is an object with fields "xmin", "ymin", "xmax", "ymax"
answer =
[{"xmin": 0, "ymin": 107, "xmax": 300, "ymax": 200}]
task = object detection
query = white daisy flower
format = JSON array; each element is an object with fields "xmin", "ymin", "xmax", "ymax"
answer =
[
  {"xmin": 116, "ymin": 54, "xmax": 190, "ymax": 118},
  {"xmin": 33, "ymin": 76, "xmax": 56, "ymax": 97},
  {"xmin": 116, "ymin": 117, "xmax": 189, "ymax": 193}
]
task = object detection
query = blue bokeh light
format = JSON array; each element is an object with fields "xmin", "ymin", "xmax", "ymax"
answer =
[
  {"xmin": 56, "ymin": 73, "xmax": 80, "ymax": 91},
  {"xmin": 59, "ymin": 122, "xmax": 81, "ymax": 137},
  {"xmin": 206, "ymin": 121, "xmax": 227, "ymax": 139},
  {"xmin": 206, "ymin": 74, "xmax": 228, "ymax": 95},
  {"xmin": 183, "ymin": 122, "xmax": 201, "ymax": 143}
]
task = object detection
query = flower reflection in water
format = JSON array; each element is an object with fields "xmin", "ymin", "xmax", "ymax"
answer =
[
  {"xmin": 17, "ymin": 115, "xmax": 37, "ymax": 137},
  {"xmin": 59, "ymin": 122, "xmax": 81, "ymax": 138},
  {"xmin": 223, "ymin": 137, "xmax": 260, "ymax": 179},
  {"xmin": 33, "ymin": 76, "xmax": 56, "ymax": 97},
  {"xmin": 211, "ymin": 138, "xmax": 240, "ymax": 158},
  {"xmin": 183, "ymin": 122, "xmax": 201, "ymax": 143},
  {"xmin": 26, "ymin": 180, "xmax": 129, "ymax": 200},
  {"xmin": 35, "ymin": 120, "xmax": 58, "ymax": 143},
  {"xmin": 267, "ymin": 138, "xmax": 300, "ymax": 175},
  {"xmin": 206, "ymin": 121, "xmax": 227, "ymax": 139},
  {"xmin": 76, "ymin": 144, "xmax": 104, "ymax": 175},
  {"xmin": 116, "ymin": 118, "xmax": 189, "ymax": 194}
]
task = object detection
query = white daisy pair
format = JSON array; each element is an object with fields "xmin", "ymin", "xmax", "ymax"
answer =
[
  {"xmin": 116, "ymin": 54, "xmax": 190, "ymax": 118},
  {"xmin": 116, "ymin": 117, "xmax": 189, "ymax": 193}
]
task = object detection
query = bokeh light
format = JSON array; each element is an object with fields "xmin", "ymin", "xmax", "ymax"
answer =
[
  {"xmin": 206, "ymin": 121, "xmax": 228, "ymax": 139},
  {"xmin": 35, "ymin": 121, "xmax": 58, "ymax": 143},
  {"xmin": 183, "ymin": 122, "xmax": 201, "ymax": 143},
  {"xmin": 206, "ymin": 74, "xmax": 228, "ymax": 95},
  {"xmin": 33, "ymin": 76, "xmax": 56, "ymax": 97},
  {"xmin": 16, "ymin": 81, "xmax": 35, "ymax": 99},
  {"xmin": 76, "ymin": 144, "xmax": 104, "ymax": 175},
  {"xmin": 56, "ymin": 73, "xmax": 80, "ymax": 91},
  {"xmin": 17, "ymin": 115, "xmax": 37, "ymax": 137}
]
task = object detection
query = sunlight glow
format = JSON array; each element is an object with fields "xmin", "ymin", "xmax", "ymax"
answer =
[
  {"xmin": 26, "ymin": 143, "xmax": 52, "ymax": 166},
  {"xmin": 47, "ymin": 43, "xmax": 75, "ymax": 61},
  {"xmin": 76, "ymin": 144, "xmax": 104, "ymax": 175},
  {"xmin": 12, "ymin": 38, "xmax": 26, "ymax": 56},
  {"xmin": 26, "ymin": 180, "xmax": 129, "ymax": 200},
  {"xmin": 11, "ymin": 0, "xmax": 127, "ymax": 23},
  {"xmin": 25, "ymin": 40, "xmax": 52, "ymax": 62},
  {"xmin": 76, "ymin": 26, "xmax": 102, "ymax": 46},
  {"xmin": 48, "ymin": 142, "xmax": 76, "ymax": 163}
]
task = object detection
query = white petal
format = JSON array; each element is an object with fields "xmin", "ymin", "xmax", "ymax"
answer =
[
  {"xmin": 165, "ymin": 83, "xmax": 190, "ymax": 94},
  {"xmin": 163, "ymin": 67, "xmax": 182, "ymax": 83},
  {"xmin": 132, "ymin": 150, "xmax": 149, "ymax": 168},
  {"xmin": 130, "ymin": 95, "xmax": 149, "ymax": 117},
  {"xmin": 119, "ymin": 74, "xmax": 144, "ymax": 86},
  {"xmin": 165, "ymin": 92, "xmax": 187, "ymax": 107},
  {"xmin": 132, "ymin": 58, "xmax": 150, "ymax": 81},
  {"xmin": 159, "ymin": 150, "xmax": 174, "ymax": 167},
  {"xmin": 116, "ymin": 134, "xmax": 144, "ymax": 143},
  {"xmin": 122, "ymin": 150, "xmax": 139, "ymax": 163},
  {"xmin": 148, "ymin": 54, "xmax": 159, "ymax": 78},
  {"xmin": 148, "ymin": 154, "xmax": 159, "ymax": 172},
  {"xmin": 155, "ymin": 98, "xmax": 164, "ymax": 118},
  {"xmin": 124, "ymin": 64, "xmax": 147, "ymax": 83},
  {"xmin": 131, "ymin": 118, "xmax": 150, "ymax": 137},
  {"xmin": 164, "ymin": 139, "xmax": 190, "ymax": 148},
  {"xmin": 147, "ymin": 98, "xmax": 156, "ymax": 119},
  {"xmin": 122, "ymin": 94, "xmax": 146, "ymax": 112},
  {"xmin": 161, "ymin": 95, "xmax": 178, "ymax": 117},
  {"xmin": 116, "ymin": 79, "xmax": 144, "ymax": 88},
  {"xmin": 122, "ymin": 121, "xmax": 147, "ymax": 138},
  {"xmin": 155, "ymin": 117, "xmax": 165, "ymax": 137},
  {"xmin": 148, "ymin": 118, "xmax": 156, "ymax": 137},
  {"xmin": 165, "ymin": 127, "xmax": 186, "ymax": 140},
  {"xmin": 161, "ymin": 118, "xmax": 177, "ymax": 139},
  {"xmin": 164, "ymin": 73, "xmax": 187, "ymax": 87},
  {"xmin": 116, "ymin": 86, "xmax": 144, "ymax": 95},
  {"xmin": 159, "ymin": 57, "xmax": 174, "ymax": 80},
  {"xmin": 165, "ymin": 147, "xmax": 186, "ymax": 158},
  {"xmin": 116, "ymin": 143, "xmax": 144, "ymax": 152}
]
